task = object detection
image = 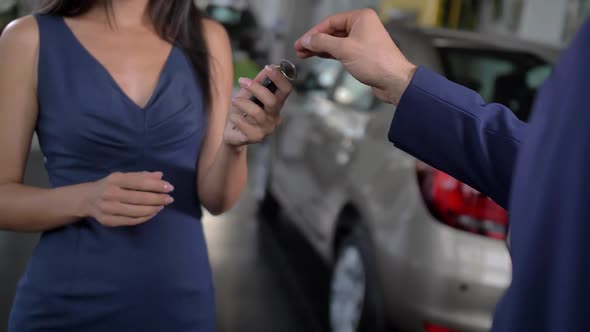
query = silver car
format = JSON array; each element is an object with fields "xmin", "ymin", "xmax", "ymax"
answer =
[{"xmin": 260, "ymin": 25, "xmax": 559, "ymax": 332}]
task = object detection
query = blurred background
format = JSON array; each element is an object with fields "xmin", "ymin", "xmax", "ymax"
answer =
[{"xmin": 1, "ymin": 0, "xmax": 589, "ymax": 331}]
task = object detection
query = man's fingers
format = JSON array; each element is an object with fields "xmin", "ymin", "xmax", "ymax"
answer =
[
  {"xmin": 295, "ymin": 9, "xmax": 374, "ymax": 52},
  {"xmin": 295, "ymin": 11, "xmax": 357, "ymax": 52},
  {"xmin": 295, "ymin": 9, "xmax": 378, "ymax": 58},
  {"xmin": 299, "ymin": 33, "xmax": 346, "ymax": 60},
  {"xmin": 295, "ymin": 49, "xmax": 335, "ymax": 59}
]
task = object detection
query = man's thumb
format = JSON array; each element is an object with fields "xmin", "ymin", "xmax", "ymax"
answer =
[{"xmin": 302, "ymin": 33, "xmax": 343, "ymax": 59}]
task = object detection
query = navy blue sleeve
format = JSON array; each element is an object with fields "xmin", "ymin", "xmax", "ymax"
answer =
[{"xmin": 388, "ymin": 67, "xmax": 526, "ymax": 209}]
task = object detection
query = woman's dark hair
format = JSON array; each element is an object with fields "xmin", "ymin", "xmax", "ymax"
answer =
[{"xmin": 37, "ymin": 0, "xmax": 211, "ymax": 107}]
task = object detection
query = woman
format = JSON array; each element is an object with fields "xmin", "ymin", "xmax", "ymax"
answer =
[{"xmin": 0, "ymin": 0, "xmax": 292, "ymax": 331}]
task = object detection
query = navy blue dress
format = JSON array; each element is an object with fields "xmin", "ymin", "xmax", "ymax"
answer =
[{"xmin": 8, "ymin": 15, "xmax": 215, "ymax": 332}]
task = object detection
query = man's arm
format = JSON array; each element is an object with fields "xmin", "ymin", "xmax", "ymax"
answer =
[
  {"xmin": 295, "ymin": 9, "xmax": 524, "ymax": 208},
  {"xmin": 390, "ymin": 67, "xmax": 526, "ymax": 209}
]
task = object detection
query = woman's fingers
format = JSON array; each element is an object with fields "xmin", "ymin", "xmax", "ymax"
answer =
[
  {"xmin": 262, "ymin": 65, "xmax": 293, "ymax": 101},
  {"xmin": 232, "ymin": 97, "xmax": 267, "ymax": 125},
  {"xmin": 92, "ymin": 171, "xmax": 176, "ymax": 228},
  {"xmin": 237, "ymin": 66, "xmax": 293, "ymax": 109},
  {"xmin": 115, "ymin": 187, "xmax": 174, "ymax": 206},
  {"xmin": 108, "ymin": 172, "xmax": 174, "ymax": 193},
  {"xmin": 100, "ymin": 201, "xmax": 164, "ymax": 219},
  {"xmin": 238, "ymin": 77, "xmax": 277, "ymax": 111},
  {"xmin": 224, "ymin": 63, "xmax": 293, "ymax": 147},
  {"xmin": 229, "ymin": 113, "xmax": 265, "ymax": 143}
]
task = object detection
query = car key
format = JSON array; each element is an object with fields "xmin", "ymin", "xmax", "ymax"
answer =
[
  {"xmin": 249, "ymin": 60, "xmax": 297, "ymax": 108},
  {"xmin": 234, "ymin": 60, "xmax": 298, "ymax": 129}
]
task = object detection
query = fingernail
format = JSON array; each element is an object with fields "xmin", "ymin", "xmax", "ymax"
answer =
[
  {"xmin": 238, "ymin": 77, "xmax": 251, "ymax": 87},
  {"xmin": 159, "ymin": 206, "xmax": 165, "ymax": 211},
  {"xmin": 165, "ymin": 195, "xmax": 174, "ymax": 204},
  {"xmin": 164, "ymin": 183, "xmax": 174, "ymax": 191},
  {"xmin": 302, "ymin": 35, "xmax": 312, "ymax": 48},
  {"xmin": 264, "ymin": 65, "xmax": 273, "ymax": 73}
]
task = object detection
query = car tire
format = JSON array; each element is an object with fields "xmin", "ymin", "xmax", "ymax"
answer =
[
  {"xmin": 257, "ymin": 188, "xmax": 280, "ymax": 222},
  {"xmin": 330, "ymin": 226, "xmax": 386, "ymax": 332}
]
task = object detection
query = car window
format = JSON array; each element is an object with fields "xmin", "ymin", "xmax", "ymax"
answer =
[
  {"xmin": 440, "ymin": 48, "xmax": 551, "ymax": 121},
  {"xmin": 332, "ymin": 71, "xmax": 375, "ymax": 111},
  {"xmin": 310, "ymin": 58, "xmax": 342, "ymax": 89}
]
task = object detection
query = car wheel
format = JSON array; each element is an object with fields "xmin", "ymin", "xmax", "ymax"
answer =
[
  {"xmin": 330, "ymin": 227, "xmax": 385, "ymax": 332},
  {"xmin": 257, "ymin": 188, "xmax": 280, "ymax": 221}
]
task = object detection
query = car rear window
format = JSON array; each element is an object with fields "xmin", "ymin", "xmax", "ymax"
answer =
[{"xmin": 438, "ymin": 48, "xmax": 552, "ymax": 121}]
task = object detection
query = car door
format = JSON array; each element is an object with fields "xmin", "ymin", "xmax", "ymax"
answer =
[{"xmin": 297, "ymin": 69, "xmax": 378, "ymax": 242}]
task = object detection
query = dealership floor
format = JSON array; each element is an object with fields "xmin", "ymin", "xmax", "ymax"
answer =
[{"xmin": 204, "ymin": 189, "xmax": 331, "ymax": 332}]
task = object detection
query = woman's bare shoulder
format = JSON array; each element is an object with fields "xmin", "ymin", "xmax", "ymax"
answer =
[
  {"xmin": 0, "ymin": 15, "xmax": 40, "ymax": 95},
  {"xmin": 202, "ymin": 18, "xmax": 230, "ymax": 46},
  {"xmin": 0, "ymin": 16, "xmax": 39, "ymax": 61},
  {"xmin": 1, "ymin": 15, "xmax": 39, "ymax": 48},
  {"xmin": 202, "ymin": 19, "xmax": 232, "ymax": 66}
]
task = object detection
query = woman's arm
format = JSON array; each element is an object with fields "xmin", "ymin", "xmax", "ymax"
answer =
[
  {"xmin": 197, "ymin": 20, "xmax": 292, "ymax": 215},
  {"xmin": 196, "ymin": 20, "xmax": 245, "ymax": 216},
  {"xmin": 0, "ymin": 17, "xmax": 90, "ymax": 231}
]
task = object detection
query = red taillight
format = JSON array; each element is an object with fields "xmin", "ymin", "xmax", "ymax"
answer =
[
  {"xmin": 424, "ymin": 322, "xmax": 459, "ymax": 332},
  {"xmin": 417, "ymin": 162, "xmax": 508, "ymax": 240}
]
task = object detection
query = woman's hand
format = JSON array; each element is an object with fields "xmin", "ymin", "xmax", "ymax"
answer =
[
  {"xmin": 84, "ymin": 171, "xmax": 175, "ymax": 227},
  {"xmin": 223, "ymin": 64, "xmax": 293, "ymax": 149}
]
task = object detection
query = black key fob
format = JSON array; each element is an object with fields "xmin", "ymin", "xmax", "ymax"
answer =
[{"xmin": 250, "ymin": 60, "xmax": 297, "ymax": 108}]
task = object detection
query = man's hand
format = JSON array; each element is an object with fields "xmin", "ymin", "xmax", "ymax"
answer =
[{"xmin": 294, "ymin": 9, "xmax": 416, "ymax": 105}]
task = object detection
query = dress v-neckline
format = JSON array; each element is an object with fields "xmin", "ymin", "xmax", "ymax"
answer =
[{"xmin": 60, "ymin": 16, "xmax": 175, "ymax": 111}]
